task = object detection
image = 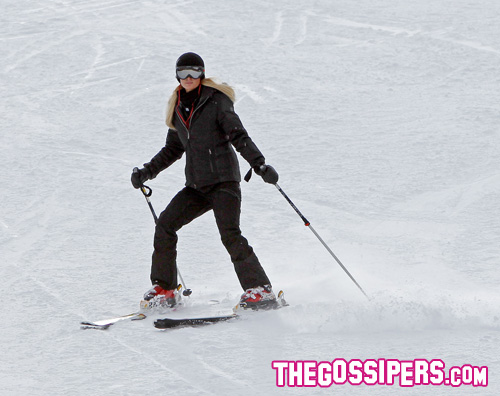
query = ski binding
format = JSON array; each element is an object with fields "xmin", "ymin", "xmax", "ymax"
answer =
[{"xmin": 239, "ymin": 289, "xmax": 288, "ymax": 311}]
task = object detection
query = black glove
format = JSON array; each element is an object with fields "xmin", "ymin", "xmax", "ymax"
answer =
[
  {"xmin": 254, "ymin": 164, "xmax": 279, "ymax": 184},
  {"xmin": 131, "ymin": 167, "xmax": 151, "ymax": 189}
]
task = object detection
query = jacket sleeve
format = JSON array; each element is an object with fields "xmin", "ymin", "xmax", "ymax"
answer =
[
  {"xmin": 216, "ymin": 94, "xmax": 265, "ymax": 167},
  {"xmin": 144, "ymin": 128, "xmax": 185, "ymax": 178}
]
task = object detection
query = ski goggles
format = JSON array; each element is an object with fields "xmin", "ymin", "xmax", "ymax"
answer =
[{"xmin": 176, "ymin": 66, "xmax": 204, "ymax": 80}]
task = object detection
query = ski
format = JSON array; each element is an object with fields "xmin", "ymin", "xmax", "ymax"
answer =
[
  {"xmin": 154, "ymin": 290, "xmax": 289, "ymax": 329},
  {"xmin": 80, "ymin": 288, "xmax": 182, "ymax": 330},
  {"xmin": 80, "ymin": 312, "xmax": 146, "ymax": 330},
  {"xmin": 154, "ymin": 313, "xmax": 238, "ymax": 329},
  {"xmin": 82, "ymin": 290, "xmax": 288, "ymax": 330}
]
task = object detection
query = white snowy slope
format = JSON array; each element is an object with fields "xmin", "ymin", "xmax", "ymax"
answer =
[{"xmin": 1, "ymin": 0, "xmax": 499, "ymax": 394}]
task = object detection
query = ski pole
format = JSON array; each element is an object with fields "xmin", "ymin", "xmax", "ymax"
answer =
[
  {"xmin": 274, "ymin": 182, "xmax": 369, "ymax": 300},
  {"xmin": 138, "ymin": 182, "xmax": 192, "ymax": 297}
]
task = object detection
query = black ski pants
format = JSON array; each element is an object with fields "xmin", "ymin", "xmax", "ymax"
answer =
[{"xmin": 150, "ymin": 182, "xmax": 271, "ymax": 291}]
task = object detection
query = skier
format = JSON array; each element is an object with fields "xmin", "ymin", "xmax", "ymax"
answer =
[{"xmin": 131, "ymin": 52, "xmax": 279, "ymax": 309}]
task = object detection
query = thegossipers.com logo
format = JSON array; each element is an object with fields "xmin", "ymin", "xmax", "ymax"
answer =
[{"xmin": 272, "ymin": 359, "xmax": 488, "ymax": 388}]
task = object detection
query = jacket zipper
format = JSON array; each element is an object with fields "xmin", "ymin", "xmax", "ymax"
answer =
[
  {"xmin": 208, "ymin": 149, "xmax": 214, "ymax": 173},
  {"xmin": 176, "ymin": 95, "xmax": 210, "ymax": 140},
  {"xmin": 174, "ymin": 92, "xmax": 213, "ymax": 186},
  {"xmin": 189, "ymin": 96, "xmax": 210, "ymax": 135}
]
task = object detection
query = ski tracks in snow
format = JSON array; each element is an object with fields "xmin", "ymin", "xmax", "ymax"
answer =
[
  {"xmin": 3, "ymin": 31, "xmax": 79, "ymax": 74},
  {"xmin": 324, "ymin": 15, "xmax": 500, "ymax": 56},
  {"xmin": 262, "ymin": 9, "xmax": 312, "ymax": 47},
  {"xmin": 390, "ymin": 172, "xmax": 500, "ymax": 219},
  {"xmin": 262, "ymin": 9, "xmax": 500, "ymax": 56},
  {"xmin": 102, "ymin": 332, "xmax": 218, "ymax": 396},
  {"xmin": 88, "ymin": 315, "xmax": 260, "ymax": 395}
]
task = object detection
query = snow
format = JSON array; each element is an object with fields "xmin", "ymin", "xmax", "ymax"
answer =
[{"xmin": 1, "ymin": 0, "xmax": 499, "ymax": 394}]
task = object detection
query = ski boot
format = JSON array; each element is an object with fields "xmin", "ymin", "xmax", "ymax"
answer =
[
  {"xmin": 239, "ymin": 285, "xmax": 278, "ymax": 310},
  {"xmin": 140, "ymin": 284, "xmax": 181, "ymax": 310}
]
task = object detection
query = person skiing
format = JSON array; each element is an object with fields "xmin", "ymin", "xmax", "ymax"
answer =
[{"xmin": 131, "ymin": 52, "xmax": 279, "ymax": 310}]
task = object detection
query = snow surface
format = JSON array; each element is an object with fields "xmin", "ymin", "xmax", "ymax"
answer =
[{"xmin": 1, "ymin": 0, "xmax": 499, "ymax": 394}]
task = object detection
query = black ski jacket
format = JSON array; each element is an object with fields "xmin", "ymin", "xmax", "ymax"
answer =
[{"xmin": 145, "ymin": 86, "xmax": 264, "ymax": 190}]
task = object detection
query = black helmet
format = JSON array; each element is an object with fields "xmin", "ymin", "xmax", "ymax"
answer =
[{"xmin": 176, "ymin": 52, "xmax": 205, "ymax": 81}]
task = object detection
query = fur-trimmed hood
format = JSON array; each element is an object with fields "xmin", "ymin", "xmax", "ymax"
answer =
[{"xmin": 165, "ymin": 78, "xmax": 236, "ymax": 130}]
